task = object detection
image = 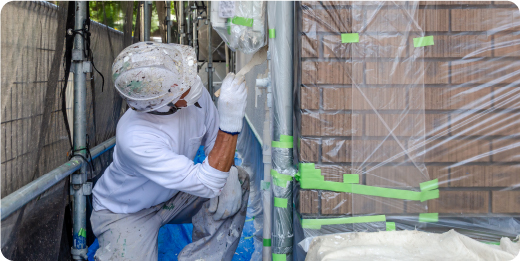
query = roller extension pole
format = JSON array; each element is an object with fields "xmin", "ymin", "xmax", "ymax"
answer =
[
  {"xmin": 166, "ymin": 1, "xmax": 171, "ymax": 43},
  {"xmin": 206, "ymin": 1, "xmax": 214, "ymax": 100},
  {"xmin": 268, "ymin": 2, "xmax": 296, "ymax": 261},
  {"xmin": 71, "ymin": 1, "xmax": 89, "ymax": 260},
  {"xmin": 144, "ymin": 1, "xmax": 151, "ymax": 41}
]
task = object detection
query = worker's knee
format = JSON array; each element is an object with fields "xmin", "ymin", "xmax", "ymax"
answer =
[{"xmin": 235, "ymin": 166, "xmax": 250, "ymax": 193}]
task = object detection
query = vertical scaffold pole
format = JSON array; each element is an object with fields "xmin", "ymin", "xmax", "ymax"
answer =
[
  {"xmin": 206, "ymin": 1, "xmax": 213, "ymax": 100},
  {"xmin": 71, "ymin": 1, "xmax": 88, "ymax": 260},
  {"xmin": 144, "ymin": 1, "xmax": 151, "ymax": 41},
  {"xmin": 166, "ymin": 1, "xmax": 172, "ymax": 43}
]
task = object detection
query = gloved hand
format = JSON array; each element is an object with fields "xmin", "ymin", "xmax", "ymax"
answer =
[
  {"xmin": 208, "ymin": 166, "xmax": 242, "ymax": 221},
  {"xmin": 218, "ymin": 73, "xmax": 247, "ymax": 133}
]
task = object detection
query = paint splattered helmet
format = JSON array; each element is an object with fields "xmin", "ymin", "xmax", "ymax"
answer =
[{"xmin": 112, "ymin": 42, "xmax": 197, "ymax": 112}]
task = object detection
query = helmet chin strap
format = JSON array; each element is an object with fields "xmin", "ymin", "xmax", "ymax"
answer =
[{"xmin": 147, "ymin": 101, "xmax": 201, "ymax": 115}]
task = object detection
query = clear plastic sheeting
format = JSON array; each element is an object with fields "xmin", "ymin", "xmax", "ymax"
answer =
[
  {"xmin": 295, "ymin": 1, "xmax": 520, "ymax": 258},
  {"xmin": 211, "ymin": 1, "xmax": 267, "ymax": 54},
  {"xmin": 236, "ymin": 120, "xmax": 265, "ymax": 261}
]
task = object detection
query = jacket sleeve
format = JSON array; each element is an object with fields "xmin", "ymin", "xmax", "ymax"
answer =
[{"xmin": 120, "ymin": 131, "xmax": 228, "ymax": 198}]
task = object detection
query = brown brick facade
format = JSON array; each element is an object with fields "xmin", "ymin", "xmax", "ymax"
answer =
[{"xmin": 297, "ymin": 1, "xmax": 520, "ymax": 217}]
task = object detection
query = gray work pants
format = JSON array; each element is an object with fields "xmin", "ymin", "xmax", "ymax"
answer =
[{"xmin": 91, "ymin": 170, "xmax": 250, "ymax": 261}]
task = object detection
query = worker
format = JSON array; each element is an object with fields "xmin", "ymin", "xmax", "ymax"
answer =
[{"xmin": 90, "ymin": 42, "xmax": 250, "ymax": 261}]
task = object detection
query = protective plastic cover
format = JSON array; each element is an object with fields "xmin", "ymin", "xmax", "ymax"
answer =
[
  {"xmin": 295, "ymin": 0, "xmax": 520, "ymax": 254},
  {"xmin": 211, "ymin": 1, "xmax": 267, "ymax": 54}
]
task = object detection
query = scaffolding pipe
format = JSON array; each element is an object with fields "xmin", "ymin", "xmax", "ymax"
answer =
[
  {"xmin": 206, "ymin": 1, "xmax": 214, "ymax": 100},
  {"xmin": 71, "ymin": 2, "xmax": 88, "ymax": 259},
  {"xmin": 192, "ymin": 4, "xmax": 198, "ymax": 59},
  {"xmin": 178, "ymin": 1, "xmax": 185, "ymax": 44},
  {"xmin": 166, "ymin": 1, "xmax": 171, "ymax": 43},
  {"xmin": 268, "ymin": 1, "xmax": 295, "ymax": 261},
  {"xmin": 186, "ymin": 1, "xmax": 192, "ymax": 46},
  {"xmin": 1, "ymin": 137, "xmax": 116, "ymax": 221},
  {"xmin": 144, "ymin": 1, "xmax": 151, "ymax": 41}
]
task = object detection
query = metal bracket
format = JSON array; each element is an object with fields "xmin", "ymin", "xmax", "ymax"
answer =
[
  {"xmin": 82, "ymin": 182, "xmax": 92, "ymax": 196},
  {"xmin": 71, "ymin": 172, "xmax": 86, "ymax": 185},
  {"xmin": 82, "ymin": 61, "xmax": 91, "ymax": 73},
  {"xmin": 205, "ymin": 67, "xmax": 215, "ymax": 72},
  {"xmin": 72, "ymin": 49, "xmax": 83, "ymax": 61}
]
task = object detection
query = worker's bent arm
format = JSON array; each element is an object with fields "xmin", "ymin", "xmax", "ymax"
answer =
[
  {"xmin": 207, "ymin": 130, "xmax": 238, "ymax": 172},
  {"xmin": 119, "ymin": 131, "xmax": 229, "ymax": 198}
]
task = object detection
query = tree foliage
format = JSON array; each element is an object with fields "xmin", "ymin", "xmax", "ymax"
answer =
[{"xmin": 88, "ymin": 1, "xmax": 174, "ymax": 36}]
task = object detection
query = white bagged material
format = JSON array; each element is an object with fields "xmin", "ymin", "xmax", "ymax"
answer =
[{"xmin": 304, "ymin": 230, "xmax": 520, "ymax": 261}]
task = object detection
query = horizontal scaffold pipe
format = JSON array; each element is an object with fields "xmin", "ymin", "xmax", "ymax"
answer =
[{"xmin": 1, "ymin": 136, "xmax": 116, "ymax": 220}]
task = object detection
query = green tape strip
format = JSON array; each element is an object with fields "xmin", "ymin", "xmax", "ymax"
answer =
[
  {"xmin": 298, "ymin": 163, "xmax": 439, "ymax": 202},
  {"xmin": 273, "ymin": 254, "xmax": 286, "ymax": 261},
  {"xmin": 302, "ymin": 215, "xmax": 386, "ymax": 229},
  {"xmin": 269, "ymin": 28, "xmax": 275, "ymax": 38},
  {"xmin": 280, "ymin": 135, "xmax": 293, "ymax": 142},
  {"xmin": 272, "ymin": 135, "xmax": 294, "ymax": 148},
  {"xmin": 419, "ymin": 213, "xmax": 439, "ymax": 223},
  {"xmin": 386, "ymin": 222, "xmax": 396, "ymax": 231},
  {"xmin": 420, "ymin": 179, "xmax": 438, "ymax": 191},
  {"xmin": 483, "ymin": 241, "xmax": 501, "ymax": 245},
  {"xmin": 341, "ymin": 33, "xmax": 359, "ymax": 43},
  {"xmin": 227, "ymin": 18, "xmax": 232, "ymax": 35},
  {"xmin": 300, "ymin": 178, "xmax": 439, "ymax": 202},
  {"xmin": 263, "ymin": 238, "xmax": 272, "ymax": 246},
  {"xmin": 261, "ymin": 181, "xmax": 271, "ymax": 190},
  {"xmin": 343, "ymin": 174, "xmax": 360, "ymax": 183},
  {"xmin": 413, "ymin": 35, "xmax": 434, "ymax": 47},
  {"xmin": 274, "ymin": 197, "xmax": 288, "ymax": 208},
  {"xmin": 271, "ymin": 141, "xmax": 293, "ymax": 148},
  {"xmin": 232, "ymin": 16, "xmax": 254, "ymax": 27},
  {"xmin": 271, "ymin": 170, "xmax": 293, "ymax": 188},
  {"xmin": 79, "ymin": 228, "xmax": 86, "ymax": 238}
]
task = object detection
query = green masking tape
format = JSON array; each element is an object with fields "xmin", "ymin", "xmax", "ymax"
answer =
[
  {"xmin": 272, "ymin": 135, "xmax": 294, "ymax": 148},
  {"xmin": 343, "ymin": 174, "xmax": 360, "ymax": 183},
  {"xmin": 232, "ymin": 16, "xmax": 254, "ymax": 27},
  {"xmin": 413, "ymin": 36, "xmax": 434, "ymax": 47},
  {"xmin": 271, "ymin": 141, "xmax": 293, "ymax": 148},
  {"xmin": 420, "ymin": 179, "xmax": 438, "ymax": 191},
  {"xmin": 273, "ymin": 254, "xmax": 286, "ymax": 261},
  {"xmin": 302, "ymin": 215, "xmax": 386, "ymax": 229},
  {"xmin": 274, "ymin": 197, "xmax": 288, "ymax": 208},
  {"xmin": 271, "ymin": 170, "xmax": 293, "ymax": 188},
  {"xmin": 419, "ymin": 213, "xmax": 439, "ymax": 223},
  {"xmin": 227, "ymin": 18, "xmax": 232, "ymax": 35},
  {"xmin": 79, "ymin": 228, "xmax": 86, "ymax": 238},
  {"xmin": 298, "ymin": 163, "xmax": 439, "ymax": 202},
  {"xmin": 341, "ymin": 33, "xmax": 359, "ymax": 43},
  {"xmin": 269, "ymin": 28, "xmax": 276, "ymax": 38},
  {"xmin": 263, "ymin": 238, "xmax": 272, "ymax": 246},
  {"xmin": 386, "ymin": 222, "xmax": 396, "ymax": 231}
]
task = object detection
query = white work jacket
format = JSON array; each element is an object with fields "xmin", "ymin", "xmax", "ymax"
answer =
[{"xmin": 92, "ymin": 88, "xmax": 226, "ymax": 214}]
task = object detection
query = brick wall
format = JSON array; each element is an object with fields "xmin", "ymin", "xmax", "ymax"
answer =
[{"xmin": 297, "ymin": 1, "xmax": 520, "ymax": 217}]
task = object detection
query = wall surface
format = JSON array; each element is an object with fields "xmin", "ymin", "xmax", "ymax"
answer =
[{"xmin": 295, "ymin": 0, "xmax": 520, "ymax": 241}]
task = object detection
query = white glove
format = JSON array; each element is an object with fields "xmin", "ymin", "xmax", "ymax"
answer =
[
  {"xmin": 208, "ymin": 166, "xmax": 242, "ymax": 221},
  {"xmin": 218, "ymin": 73, "xmax": 247, "ymax": 133}
]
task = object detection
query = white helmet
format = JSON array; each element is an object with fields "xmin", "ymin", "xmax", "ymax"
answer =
[{"xmin": 112, "ymin": 42, "xmax": 198, "ymax": 112}]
